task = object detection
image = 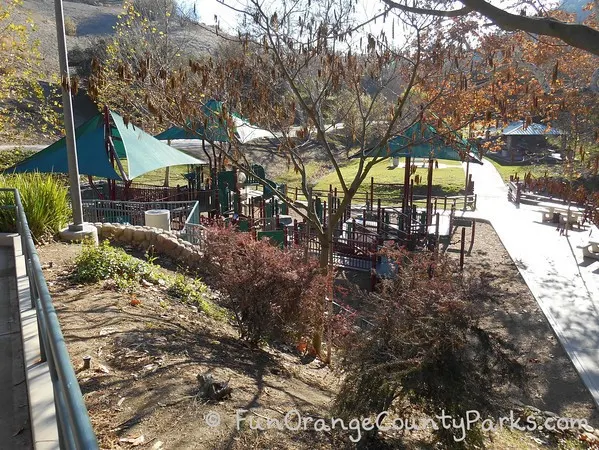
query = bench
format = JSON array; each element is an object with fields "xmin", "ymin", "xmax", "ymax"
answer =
[
  {"xmin": 535, "ymin": 208, "xmax": 552, "ymax": 223},
  {"xmin": 582, "ymin": 238, "xmax": 599, "ymax": 260},
  {"xmin": 559, "ymin": 211, "xmax": 584, "ymax": 228}
]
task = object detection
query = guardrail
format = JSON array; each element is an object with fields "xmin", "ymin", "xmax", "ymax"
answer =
[{"xmin": 1, "ymin": 188, "xmax": 98, "ymax": 449}]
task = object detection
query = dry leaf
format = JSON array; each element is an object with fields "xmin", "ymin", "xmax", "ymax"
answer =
[{"xmin": 120, "ymin": 435, "xmax": 145, "ymax": 446}]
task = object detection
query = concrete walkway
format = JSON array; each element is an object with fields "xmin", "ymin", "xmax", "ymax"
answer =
[
  {"xmin": 460, "ymin": 160, "xmax": 599, "ymax": 407},
  {"xmin": 0, "ymin": 246, "xmax": 32, "ymax": 449}
]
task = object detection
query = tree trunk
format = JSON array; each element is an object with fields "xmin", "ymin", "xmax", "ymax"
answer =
[{"xmin": 319, "ymin": 237, "xmax": 330, "ymax": 269}]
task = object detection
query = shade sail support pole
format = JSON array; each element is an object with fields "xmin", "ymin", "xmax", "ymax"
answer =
[
  {"xmin": 463, "ymin": 157, "xmax": 470, "ymax": 212},
  {"xmin": 54, "ymin": 0, "xmax": 83, "ymax": 230}
]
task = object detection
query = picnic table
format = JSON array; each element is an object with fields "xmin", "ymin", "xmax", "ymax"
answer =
[{"xmin": 537, "ymin": 201, "xmax": 585, "ymax": 226}]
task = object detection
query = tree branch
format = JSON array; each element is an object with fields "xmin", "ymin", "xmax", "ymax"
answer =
[
  {"xmin": 384, "ymin": 0, "xmax": 599, "ymax": 56},
  {"xmin": 458, "ymin": 0, "xmax": 599, "ymax": 56},
  {"xmin": 382, "ymin": 0, "xmax": 471, "ymax": 17}
]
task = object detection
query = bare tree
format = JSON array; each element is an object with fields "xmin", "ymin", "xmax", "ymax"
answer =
[{"xmin": 91, "ymin": 0, "xmax": 464, "ymax": 267}]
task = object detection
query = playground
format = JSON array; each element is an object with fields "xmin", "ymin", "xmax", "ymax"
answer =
[
  {"xmin": 5, "ymin": 105, "xmax": 599, "ymax": 448},
  {"xmin": 4, "ymin": 108, "xmax": 481, "ymax": 286}
]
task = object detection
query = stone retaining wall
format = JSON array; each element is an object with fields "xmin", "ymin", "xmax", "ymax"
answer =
[{"xmin": 93, "ymin": 223, "xmax": 203, "ymax": 269}]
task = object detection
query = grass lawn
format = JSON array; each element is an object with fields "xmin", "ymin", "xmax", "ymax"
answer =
[
  {"xmin": 313, "ymin": 158, "xmax": 466, "ymax": 197},
  {"xmin": 118, "ymin": 160, "xmax": 192, "ymax": 186},
  {"xmin": 485, "ymin": 157, "xmax": 563, "ymax": 182},
  {"xmin": 274, "ymin": 161, "xmax": 323, "ymax": 185}
]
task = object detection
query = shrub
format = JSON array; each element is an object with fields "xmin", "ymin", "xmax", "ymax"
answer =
[
  {"xmin": 167, "ymin": 273, "xmax": 227, "ymax": 320},
  {"xmin": 64, "ymin": 17, "xmax": 77, "ymax": 36},
  {"xmin": 334, "ymin": 248, "xmax": 524, "ymax": 448},
  {"xmin": 76, "ymin": 241, "xmax": 227, "ymax": 317},
  {"xmin": 75, "ymin": 239, "xmax": 159, "ymax": 289},
  {"xmin": 203, "ymin": 225, "xmax": 330, "ymax": 345},
  {"xmin": 0, "ymin": 147, "xmax": 36, "ymax": 170},
  {"xmin": 0, "ymin": 173, "xmax": 70, "ymax": 242}
]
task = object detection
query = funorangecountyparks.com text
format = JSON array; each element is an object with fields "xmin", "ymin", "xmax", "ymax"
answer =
[{"xmin": 203, "ymin": 408, "xmax": 588, "ymax": 443}]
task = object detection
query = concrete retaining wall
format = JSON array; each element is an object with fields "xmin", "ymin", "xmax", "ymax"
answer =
[{"xmin": 93, "ymin": 223, "xmax": 204, "ymax": 269}]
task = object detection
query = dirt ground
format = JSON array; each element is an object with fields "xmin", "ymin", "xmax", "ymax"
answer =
[
  {"xmin": 36, "ymin": 222, "xmax": 599, "ymax": 449},
  {"xmin": 38, "ymin": 242, "xmax": 341, "ymax": 450}
]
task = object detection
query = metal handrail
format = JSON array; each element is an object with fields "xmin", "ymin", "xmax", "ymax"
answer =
[{"xmin": 1, "ymin": 188, "xmax": 98, "ymax": 449}]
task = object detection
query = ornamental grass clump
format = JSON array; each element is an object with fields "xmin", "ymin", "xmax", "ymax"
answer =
[{"xmin": 0, "ymin": 172, "xmax": 70, "ymax": 242}]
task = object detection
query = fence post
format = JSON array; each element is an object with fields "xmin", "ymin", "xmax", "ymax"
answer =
[
  {"xmin": 468, "ymin": 221, "xmax": 476, "ymax": 255},
  {"xmin": 370, "ymin": 177, "xmax": 374, "ymax": 211},
  {"xmin": 460, "ymin": 227, "xmax": 466, "ymax": 270},
  {"xmin": 435, "ymin": 212, "xmax": 440, "ymax": 254},
  {"xmin": 370, "ymin": 252, "xmax": 377, "ymax": 291},
  {"xmin": 376, "ymin": 199, "xmax": 382, "ymax": 234}
]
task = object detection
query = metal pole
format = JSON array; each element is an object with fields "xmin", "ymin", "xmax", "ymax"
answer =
[
  {"xmin": 54, "ymin": 0, "xmax": 83, "ymax": 230},
  {"xmin": 327, "ymin": 192, "xmax": 333, "ymax": 364},
  {"xmin": 463, "ymin": 157, "xmax": 470, "ymax": 212},
  {"xmin": 426, "ymin": 158, "xmax": 433, "ymax": 226}
]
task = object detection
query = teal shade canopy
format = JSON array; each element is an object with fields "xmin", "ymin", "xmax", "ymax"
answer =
[
  {"xmin": 5, "ymin": 111, "xmax": 205, "ymax": 180},
  {"xmin": 353, "ymin": 121, "xmax": 482, "ymax": 164},
  {"xmin": 5, "ymin": 115, "xmax": 122, "ymax": 179}
]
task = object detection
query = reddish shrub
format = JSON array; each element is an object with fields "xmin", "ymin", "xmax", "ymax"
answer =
[
  {"xmin": 203, "ymin": 225, "xmax": 330, "ymax": 345},
  {"xmin": 334, "ymin": 248, "xmax": 524, "ymax": 447}
]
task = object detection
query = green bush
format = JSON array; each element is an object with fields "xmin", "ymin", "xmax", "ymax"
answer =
[
  {"xmin": 75, "ymin": 239, "xmax": 158, "ymax": 288},
  {"xmin": 0, "ymin": 173, "xmax": 71, "ymax": 242},
  {"xmin": 167, "ymin": 273, "xmax": 227, "ymax": 320},
  {"xmin": 0, "ymin": 148, "xmax": 36, "ymax": 170}
]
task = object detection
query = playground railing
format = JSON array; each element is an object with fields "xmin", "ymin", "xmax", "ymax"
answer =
[
  {"xmin": 181, "ymin": 201, "xmax": 209, "ymax": 250},
  {"xmin": 0, "ymin": 189, "xmax": 99, "ymax": 449},
  {"xmin": 289, "ymin": 225, "xmax": 378, "ymax": 271},
  {"xmin": 82, "ymin": 200, "xmax": 196, "ymax": 231},
  {"xmin": 117, "ymin": 182, "xmax": 197, "ymax": 202},
  {"xmin": 288, "ymin": 186, "xmax": 476, "ymax": 212}
]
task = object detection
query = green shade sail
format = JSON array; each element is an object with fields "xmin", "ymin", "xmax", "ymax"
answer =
[
  {"xmin": 154, "ymin": 99, "xmax": 275, "ymax": 144},
  {"xmin": 154, "ymin": 99, "xmax": 231, "ymax": 142},
  {"xmin": 109, "ymin": 111, "xmax": 204, "ymax": 179},
  {"xmin": 354, "ymin": 121, "xmax": 482, "ymax": 164},
  {"xmin": 5, "ymin": 111, "xmax": 205, "ymax": 180},
  {"xmin": 5, "ymin": 115, "xmax": 122, "ymax": 179}
]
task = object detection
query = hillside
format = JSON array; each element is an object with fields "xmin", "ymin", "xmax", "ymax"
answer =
[
  {"xmin": 16, "ymin": 0, "xmax": 227, "ymax": 78},
  {"xmin": 3, "ymin": 0, "xmax": 229, "ymax": 144}
]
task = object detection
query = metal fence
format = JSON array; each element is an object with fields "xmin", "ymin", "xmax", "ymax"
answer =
[
  {"xmin": 82, "ymin": 200, "xmax": 197, "ymax": 231},
  {"xmin": 1, "ymin": 189, "xmax": 98, "ymax": 449},
  {"xmin": 181, "ymin": 201, "xmax": 209, "ymax": 250},
  {"xmin": 81, "ymin": 182, "xmax": 218, "ymax": 212}
]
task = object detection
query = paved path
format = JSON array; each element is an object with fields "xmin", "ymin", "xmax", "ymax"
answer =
[
  {"xmin": 460, "ymin": 160, "xmax": 599, "ymax": 407},
  {"xmin": 0, "ymin": 247, "xmax": 32, "ymax": 449}
]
